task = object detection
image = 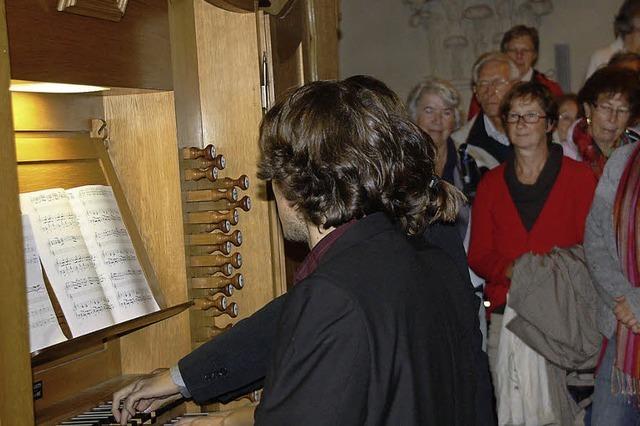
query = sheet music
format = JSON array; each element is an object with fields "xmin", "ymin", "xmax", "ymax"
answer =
[
  {"xmin": 20, "ymin": 189, "xmax": 116, "ymax": 337},
  {"xmin": 22, "ymin": 215, "xmax": 67, "ymax": 352},
  {"xmin": 66, "ymin": 185, "xmax": 159, "ymax": 323}
]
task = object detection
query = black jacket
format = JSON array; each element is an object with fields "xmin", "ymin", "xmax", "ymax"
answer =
[
  {"xmin": 466, "ymin": 113, "xmax": 512, "ymax": 167},
  {"xmin": 178, "ymin": 215, "xmax": 495, "ymax": 425}
]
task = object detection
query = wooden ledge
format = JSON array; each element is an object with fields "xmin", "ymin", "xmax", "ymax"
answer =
[{"xmin": 31, "ymin": 301, "xmax": 193, "ymax": 367}]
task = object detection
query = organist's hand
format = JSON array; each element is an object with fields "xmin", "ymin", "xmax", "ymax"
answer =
[{"xmin": 112, "ymin": 368, "xmax": 182, "ymax": 425}]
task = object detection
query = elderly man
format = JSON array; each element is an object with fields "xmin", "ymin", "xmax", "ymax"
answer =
[
  {"xmin": 111, "ymin": 76, "xmax": 491, "ymax": 426},
  {"xmin": 452, "ymin": 52, "xmax": 519, "ymax": 185},
  {"xmin": 467, "ymin": 26, "xmax": 563, "ymax": 119}
]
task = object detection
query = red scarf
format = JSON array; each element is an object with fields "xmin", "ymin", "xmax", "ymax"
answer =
[{"xmin": 572, "ymin": 118, "xmax": 608, "ymax": 179}]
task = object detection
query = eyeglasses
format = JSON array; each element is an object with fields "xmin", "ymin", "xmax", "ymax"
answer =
[
  {"xmin": 422, "ymin": 106, "xmax": 455, "ymax": 118},
  {"xmin": 505, "ymin": 111, "xmax": 547, "ymax": 124},
  {"xmin": 475, "ymin": 78, "xmax": 511, "ymax": 93},
  {"xmin": 594, "ymin": 103, "xmax": 631, "ymax": 119}
]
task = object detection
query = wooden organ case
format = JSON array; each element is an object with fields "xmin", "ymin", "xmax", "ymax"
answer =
[{"xmin": 0, "ymin": 0, "xmax": 338, "ymax": 424}]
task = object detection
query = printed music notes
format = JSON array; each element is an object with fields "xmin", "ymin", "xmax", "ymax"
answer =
[
  {"xmin": 20, "ymin": 185, "xmax": 159, "ymax": 338},
  {"xmin": 22, "ymin": 216, "xmax": 67, "ymax": 352}
]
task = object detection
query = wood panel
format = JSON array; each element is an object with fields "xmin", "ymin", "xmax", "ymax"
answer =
[
  {"xmin": 267, "ymin": 0, "xmax": 316, "ymax": 287},
  {"xmin": 0, "ymin": 0, "xmax": 34, "ymax": 423},
  {"xmin": 5, "ymin": 0, "xmax": 172, "ymax": 89},
  {"xmin": 269, "ymin": 0, "xmax": 305, "ymax": 99},
  {"xmin": 307, "ymin": 0, "xmax": 338, "ymax": 80},
  {"xmin": 268, "ymin": 0, "xmax": 339, "ymax": 99},
  {"xmin": 256, "ymin": 11, "xmax": 288, "ymax": 296},
  {"xmin": 32, "ymin": 342, "xmax": 120, "ymax": 417},
  {"xmin": 12, "ymin": 92, "xmax": 104, "ymax": 132},
  {"xmin": 35, "ymin": 375, "xmax": 139, "ymax": 426},
  {"xmin": 193, "ymin": 0, "xmax": 283, "ymax": 327},
  {"xmin": 17, "ymin": 160, "xmax": 107, "ymax": 191},
  {"xmin": 103, "ymin": 91, "xmax": 192, "ymax": 372},
  {"xmin": 168, "ymin": 0, "xmax": 204, "ymax": 149},
  {"xmin": 15, "ymin": 134, "xmax": 102, "ymax": 161},
  {"xmin": 204, "ymin": 0, "xmax": 254, "ymax": 13}
]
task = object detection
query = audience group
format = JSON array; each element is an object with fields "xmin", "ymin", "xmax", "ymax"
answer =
[{"xmin": 406, "ymin": 1, "xmax": 640, "ymax": 424}]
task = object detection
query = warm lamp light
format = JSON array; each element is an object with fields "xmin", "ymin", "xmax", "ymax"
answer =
[{"xmin": 9, "ymin": 80, "xmax": 109, "ymax": 93}]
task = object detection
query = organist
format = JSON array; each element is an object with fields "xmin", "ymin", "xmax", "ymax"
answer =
[{"xmin": 113, "ymin": 76, "xmax": 491, "ymax": 425}]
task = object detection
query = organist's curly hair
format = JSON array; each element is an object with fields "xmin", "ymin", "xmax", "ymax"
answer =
[{"xmin": 257, "ymin": 78, "xmax": 463, "ymax": 236}]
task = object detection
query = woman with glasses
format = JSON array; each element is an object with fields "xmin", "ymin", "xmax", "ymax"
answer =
[
  {"xmin": 565, "ymin": 66, "xmax": 640, "ymax": 179},
  {"xmin": 468, "ymin": 82, "xmax": 597, "ymax": 390}
]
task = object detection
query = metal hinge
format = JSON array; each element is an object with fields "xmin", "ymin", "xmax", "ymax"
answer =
[{"xmin": 260, "ymin": 51, "xmax": 270, "ymax": 114}]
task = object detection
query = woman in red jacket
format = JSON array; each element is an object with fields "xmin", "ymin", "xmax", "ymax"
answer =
[{"xmin": 467, "ymin": 81, "xmax": 597, "ymax": 384}]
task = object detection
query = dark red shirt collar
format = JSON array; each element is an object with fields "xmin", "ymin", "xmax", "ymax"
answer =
[{"xmin": 293, "ymin": 219, "xmax": 358, "ymax": 284}]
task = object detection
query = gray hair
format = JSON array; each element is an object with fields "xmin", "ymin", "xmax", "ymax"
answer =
[
  {"xmin": 406, "ymin": 77, "xmax": 462, "ymax": 128},
  {"xmin": 471, "ymin": 51, "xmax": 519, "ymax": 84}
]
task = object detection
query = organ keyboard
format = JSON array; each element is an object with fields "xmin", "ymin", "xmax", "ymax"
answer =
[
  {"xmin": 58, "ymin": 395, "xmax": 260, "ymax": 426},
  {"xmin": 57, "ymin": 402, "xmax": 210, "ymax": 425}
]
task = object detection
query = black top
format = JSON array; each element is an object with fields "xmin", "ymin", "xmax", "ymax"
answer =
[
  {"xmin": 178, "ymin": 217, "xmax": 496, "ymax": 425},
  {"xmin": 467, "ymin": 113, "xmax": 512, "ymax": 165},
  {"xmin": 504, "ymin": 143, "xmax": 563, "ymax": 231},
  {"xmin": 254, "ymin": 213, "xmax": 477, "ymax": 425},
  {"xmin": 442, "ymin": 137, "xmax": 458, "ymax": 185}
]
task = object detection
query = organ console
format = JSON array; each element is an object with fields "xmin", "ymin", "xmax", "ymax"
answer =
[
  {"xmin": 186, "ymin": 187, "xmax": 238, "ymax": 203},
  {"xmin": 193, "ymin": 295, "xmax": 228, "ymax": 311},
  {"xmin": 47, "ymin": 400, "xmax": 221, "ymax": 424},
  {"xmin": 184, "ymin": 166, "xmax": 219, "ymax": 182},
  {"xmin": 183, "ymin": 198, "xmax": 250, "ymax": 215},
  {"xmin": 56, "ymin": 403, "xmax": 158, "ymax": 425},
  {"xmin": 189, "ymin": 241, "xmax": 234, "ymax": 255},
  {"xmin": 205, "ymin": 302, "xmax": 240, "ymax": 318},
  {"xmin": 205, "ymin": 283, "xmax": 235, "ymax": 297},
  {"xmin": 197, "ymin": 324, "xmax": 234, "ymax": 341},
  {"xmin": 191, "ymin": 154, "xmax": 226, "ymax": 170},
  {"xmin": 191, "ymin": 274, "xmax": 244, "ymax": 290},
  {"xmin": 187, "ymin": 229, "xmax": 242, "ymax": 246},
  {"xmin": 210, "ymin": 175, "xmax": 250, "ymax": 191},
  {"xmin": 182, "ymin": 144, "xmax": 217, "ymax": 161},
  {"xmin": 187, "ymin": 209, "xmax": 239, "ymax": 225},
  {"xmin": 190, "ymin": 253, "xmax": 242, "ymax": 269},
  {"xmin": 0, "ymin": 0, "xmax": 338, "ymax": 423},
  {"xmin": 191, "ymin": 264, "xmax": 234, "ymax": 277},
  {"xmin": 221, "ymin": 195, "xmax": 252, "ymax": 212},
  {"xmin": 188, "ymin": 220, "xmax": 232, "ymax": 234}
]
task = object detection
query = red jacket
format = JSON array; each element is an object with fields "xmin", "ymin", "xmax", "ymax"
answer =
[
  {"xmin": 467, "ymin": 157, "xmax": 596, "ymax": 314},
  {"xmin": 467, "ymin": 70, "xmax": 564, "ymax": 120}
]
